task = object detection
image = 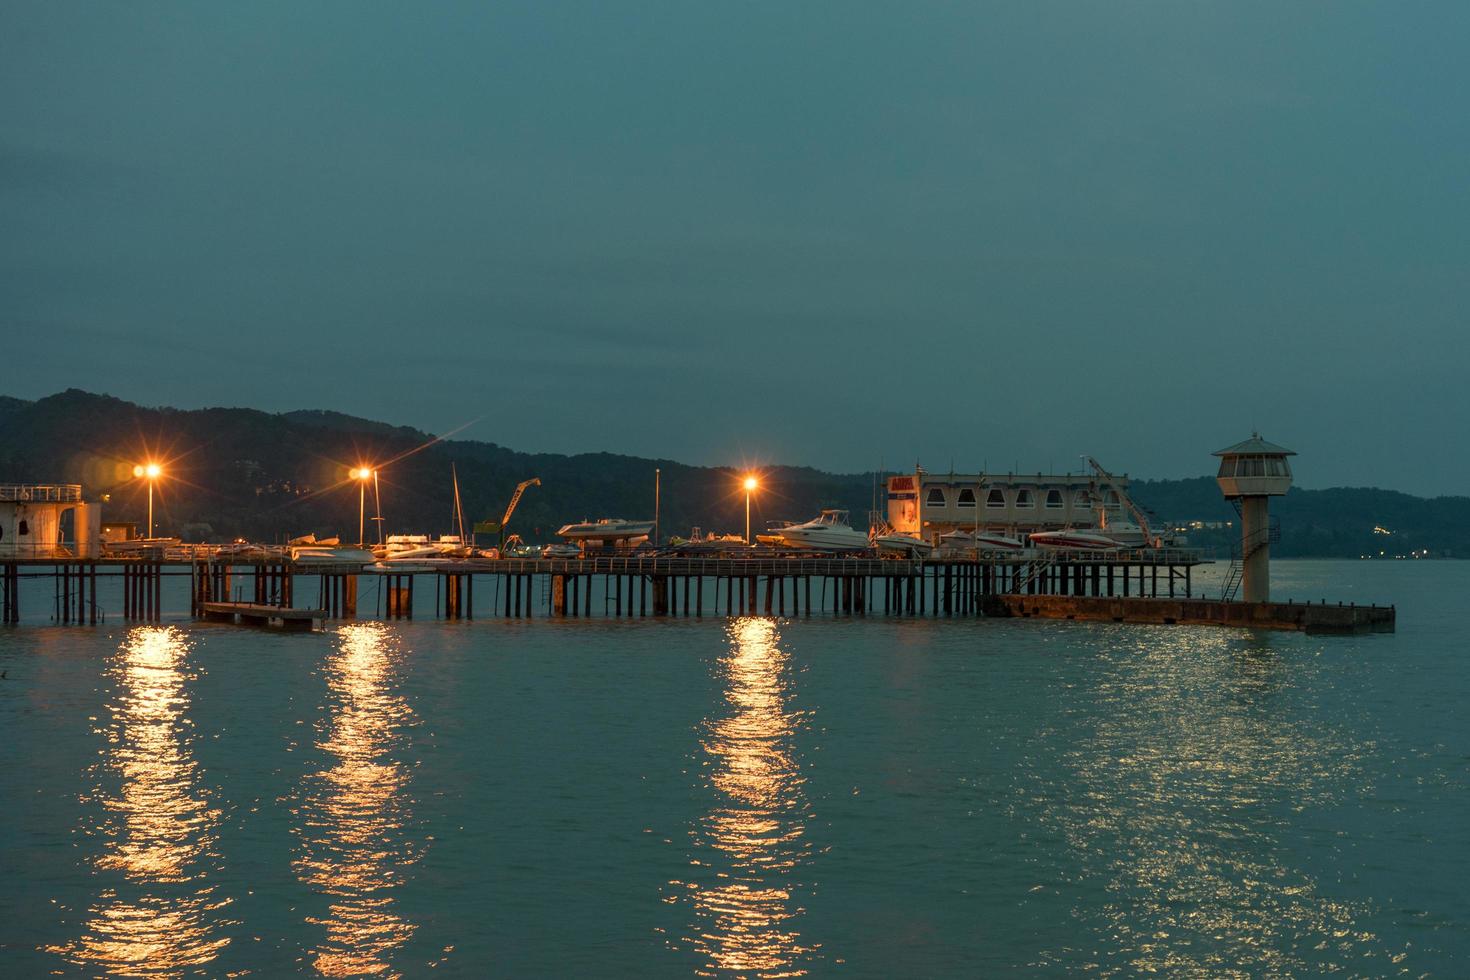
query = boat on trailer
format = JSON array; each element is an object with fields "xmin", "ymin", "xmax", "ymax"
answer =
[
  {"xmin": 778, "ymin": 510, "xmax": 871, "ymax": 552},
  {"xmin": 556, "ymin": 518, "xmax": 654, "ymax": 542},
  {"xmin": 1028, "ymin": 529, "xmax": 1121, "ymax": 551},
  {"xmin": 940, "ymin": 529, "xmax": 1025, "ymax": 552},
  {"xmin": 872, "ymin": 533, "xmax": 934, "ymax": 558}
]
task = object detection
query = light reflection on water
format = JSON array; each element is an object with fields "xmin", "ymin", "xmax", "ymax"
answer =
[
  {"xmin": 1026, "ymin": 628, "xmax": 1396, "ymax": 975},
  {"xmin": 46, "ymin": 626, "xmax": 232, "ymax": 977},
  {"xmin": 292, "ymin": 622, "xmax": 420, "ymax": 978},
  {"xmin": 669, "ymin": 617, "xmax": 821, "ymax": 977}
]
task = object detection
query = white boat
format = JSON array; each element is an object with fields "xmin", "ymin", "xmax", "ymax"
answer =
[
  {"xmin": 556, "ymin": 518, "xmax": 655, "ymax": 541},
  {"xmin": 778, "ymin": 510, "xmax": 871, "ymax": 552},
  {"xmin": 289, "ymin": 533, "xmax": 339, "ymax": 546},
  {"xmin": 872, "ymin": 533, "xmax": 934, "ymax": 558},
  {"xmin": 1028, "ymin": 529, "xmax": 1121, "ymax": 551},
  {"xmin": 940, "ymin": 529, "xmax": 1025, "ymax": 552},
  {"xmin": 379, "ymin": 533, "xmax": 466, "ymax": 562},
  {"xmin": 542, "ymin": 543, "xmax": 581, "ymax": 558},
  {"xmin": 291, "ymin": 546, "xmax": 375, "ymax": 564}
]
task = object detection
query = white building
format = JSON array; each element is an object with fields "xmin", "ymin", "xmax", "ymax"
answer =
[
  {"xmin": 887, "ymin": 470, "xmax": 1128, "ymax": 542},
  {"xmin": 0, "ymin": 484, "xmax": 102, "ymax": 559}
]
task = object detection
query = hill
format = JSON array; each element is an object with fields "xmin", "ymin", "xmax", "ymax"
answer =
[{"xmin": 0, "ymin": 390, "xmax": 1463, "ymax": 557}]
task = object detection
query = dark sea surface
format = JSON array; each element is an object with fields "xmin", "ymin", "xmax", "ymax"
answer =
[{"xmin": 1, "ymin": 560, "xmax": 1465, "ymax": 977}]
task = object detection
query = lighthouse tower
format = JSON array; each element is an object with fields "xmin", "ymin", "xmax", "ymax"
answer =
[{"xmin": 1213, "ymin": 434, "xmax": 1295, "ymax": 602}]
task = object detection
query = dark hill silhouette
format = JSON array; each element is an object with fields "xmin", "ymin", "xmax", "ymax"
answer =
[{"xmin": 1, "ymin": 390, "xmax": 1463, "ymax": 557}]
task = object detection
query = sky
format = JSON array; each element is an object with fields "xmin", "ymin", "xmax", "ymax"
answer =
[{"xmin": 3, "ymin": 2, "xmax": 1467, "ymax": 495}]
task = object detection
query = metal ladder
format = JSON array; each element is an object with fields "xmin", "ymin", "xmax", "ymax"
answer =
[
  {"xmin": 1221, "ymin": 502, "xmax": 1280, "ymax": 601},
  {"xmin": 1011, "ymin": 551, "xmax": 1059, "ymax": 594}
]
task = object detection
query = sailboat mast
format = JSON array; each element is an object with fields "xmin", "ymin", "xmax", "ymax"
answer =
[{"xmin": 452, "ymin": 463, "xmax": 467, "ymax": 544}]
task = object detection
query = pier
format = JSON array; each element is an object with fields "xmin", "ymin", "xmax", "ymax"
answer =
[{"xmin": 0, "ymin": 547, "xmax": 1392, "ymax": 633}]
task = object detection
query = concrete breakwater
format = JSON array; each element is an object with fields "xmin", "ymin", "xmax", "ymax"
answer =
[{"xmin": 984, "ymin": 593, "xmax": 1396, "ymax": 634}]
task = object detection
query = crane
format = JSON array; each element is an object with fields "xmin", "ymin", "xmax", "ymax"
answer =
[
  {"xmin": 1082, "ymin": 456, "xmax": 1162, "ymax": 549},
  {"xmin": 491, "ymin": 478, "xmax": 541, "ymax": 548}
]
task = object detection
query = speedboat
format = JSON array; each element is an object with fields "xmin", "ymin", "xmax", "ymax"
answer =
[
  {"xmin": 557, "ymin": 518, "xmax": 655, "ymax": 542},
  {"xmin": 542, "ymin": 543, "xmax": 581, "ymax": 558},
  {"xmin": 940, "ymin": 529, "xmax": 1025, "ymax": 553},
  {"xmin": 755, "ymin": 520, "xmax": 795, "ymax": 546},
  {"xmin": 1028, "ymin": 529, "xmax": 1121, "ymax": 551},
  {"xmin": 872, "ymin": 533, "xmax": 934, "ymax": 558},
  {"xmin": 778, "ymin": 510, "xmax": 871, "ymax": 552}
]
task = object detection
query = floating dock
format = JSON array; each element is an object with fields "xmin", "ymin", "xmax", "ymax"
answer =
[{"xmin": 198, "ymin": 601, "xmax": 326, "ymax": 631}]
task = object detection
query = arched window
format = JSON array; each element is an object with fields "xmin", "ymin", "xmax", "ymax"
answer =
[
  {"xmin": 957, "ymin": 488, "xmax": 976, "ymax": 507},
  {"xmin": 1044, "ymin": 489, "xmax": 1064, "ymax": 509},
  {"xmin": 1015, "ymin": 489, "xmax": 1034, "ymax": 509},
  {"xmin": 925, "ymin": 488, "xmax": 946, "ymax": 507},
  {"xmin": 986, "ymin": 488, "xmax": 1007, "ymax": 508}
]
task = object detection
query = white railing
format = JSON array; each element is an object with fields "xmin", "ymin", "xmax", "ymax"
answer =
[{"xmin": 0, "ymin": 484, "xmax": 82, "ymax": 502}]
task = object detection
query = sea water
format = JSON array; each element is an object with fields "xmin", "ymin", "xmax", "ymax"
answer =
[{"xmin": 1, "ymin": 560, "xmax": 1466, "ymax": 976}]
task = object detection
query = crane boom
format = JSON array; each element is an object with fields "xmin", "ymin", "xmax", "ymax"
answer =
[
  {"xmin": 1083, "ymin": 456, "xmax": 1160, "ymax": 548},
  {"xmin": 499, "ymin": 478, "xmax": 541, "ymax": 544}
]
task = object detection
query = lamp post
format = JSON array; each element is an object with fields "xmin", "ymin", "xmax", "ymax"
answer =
[
  {"xmin": 743, "ymin": 475, "xmax": 759, "ymax": 544},
  {"xmin": 351, "ymin": 467, "xmax": 374, "ymax": 547},
  {"xmin": 132, "ymin": 462, "xmax": 161, "ymax": 539}
]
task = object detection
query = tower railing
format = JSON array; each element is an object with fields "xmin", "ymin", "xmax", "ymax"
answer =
[{"xmin": 0, "ymin": 484, "xmax": 83, "ymax": 502}]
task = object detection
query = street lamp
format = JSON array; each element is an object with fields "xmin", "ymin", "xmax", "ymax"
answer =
[
  {"xmin": 132, "ymin": 462, "xmax": 162, "ymax": 539},
  {"xmin": 350, "ymin": 467, "xmax": 374, "ymax": 547},
  {"xmin": 743, "ymin": 475, "xmax": 759, "ymax": 544}
]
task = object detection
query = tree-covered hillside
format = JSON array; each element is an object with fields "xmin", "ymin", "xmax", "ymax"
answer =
[{"xmin": 1, "ymin": 390, "xmax": 1464, "ymax": 557}]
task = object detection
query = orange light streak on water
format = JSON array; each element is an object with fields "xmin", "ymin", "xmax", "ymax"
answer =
[
  {"xmin": 674, "ymin": 617, "xmax": 819, "ymax": 978},
  {"xmin": 46, "ymin": 626, "xmax": 231, "ymax": 977},
  {"xmin": 293, "ymin": 622, "xmax": 418, "ymax": 978}
]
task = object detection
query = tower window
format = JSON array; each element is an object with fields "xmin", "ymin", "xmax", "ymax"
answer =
[
  {"xmin": 1015, "ymin": 489, "xmax": 1035, "ymax": 509},
  {"xmin": 1044, "ymin": 489, "xmax": 1064, "ymax": 509},
  {"xmin": 925, "ymin": 488, "xmax": 946, "ymax": 507},
  {"xmin": 986, "ymin": 489, "xmax": 1007, "ymax": 508},
  {"xmin": 957, "ymin": 488, "xmax": 976, "ymax": 507}
]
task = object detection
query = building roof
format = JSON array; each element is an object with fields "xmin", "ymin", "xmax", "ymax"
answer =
[{"xmin": 1212, "ymin": 433, "xmax": 1296, "ymax": 456}]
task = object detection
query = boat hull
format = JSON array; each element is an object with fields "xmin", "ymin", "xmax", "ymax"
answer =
[
  {"xmin": 873, "ymin": 534, "xmax": 934, "ymax": 557},
  {"xmin": 1029, "ymin": 530, "xmax": 1121, "ymax": 551}
]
